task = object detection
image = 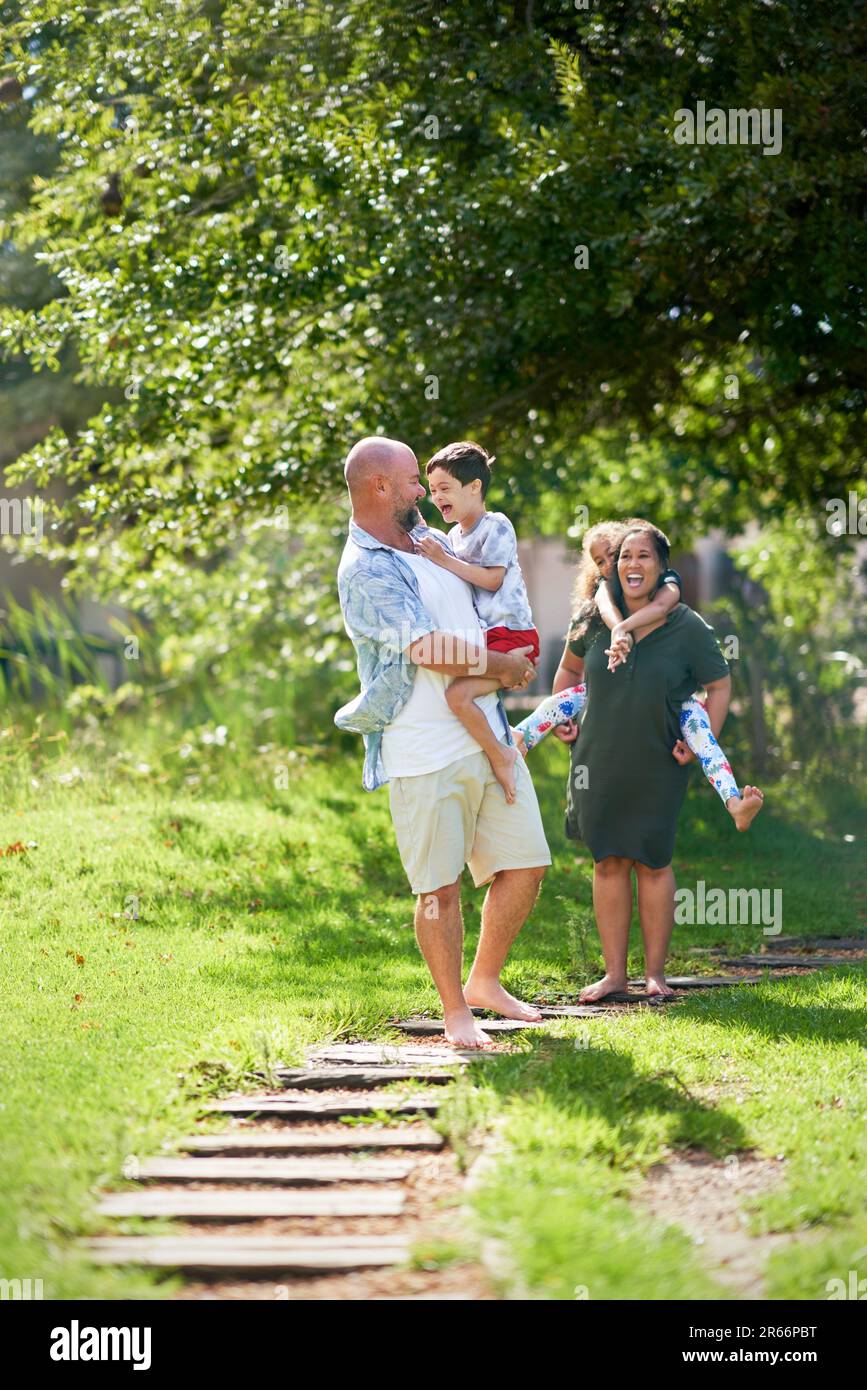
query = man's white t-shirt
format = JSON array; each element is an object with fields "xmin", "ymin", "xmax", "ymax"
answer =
[{"xmin": 381, "ymin": 550, "xmax": 504, "ymax": 779}]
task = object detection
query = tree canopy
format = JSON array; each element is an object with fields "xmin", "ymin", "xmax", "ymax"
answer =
[{"xmin": 0, "ymin": 0, "xmax": 864, "ymax": 600}]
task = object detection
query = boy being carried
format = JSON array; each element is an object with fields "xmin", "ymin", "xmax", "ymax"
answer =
[{"xmin": 414, "ymin": 441, "xmax": 538, "ymax": 806}]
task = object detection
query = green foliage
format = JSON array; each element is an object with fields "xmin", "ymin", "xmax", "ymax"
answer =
[
  {"xmin": 0, "ymin": 0, "xmax": 862, "ymax": 601},
  {"xmin": 0, "ymin": 0, "xmax": 861, "ymax": 769},
  {"xmin": 715, "ymin": 516, "xmax": 865, "ymax": 768},
  {"xmin": 0, "ymin": 588, "xmax": 118, "ymax": 700}
]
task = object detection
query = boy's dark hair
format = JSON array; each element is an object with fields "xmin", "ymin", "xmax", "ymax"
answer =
[{"xmin": 425, "ymin": 441, "xmax": 495, "ymax": 499}]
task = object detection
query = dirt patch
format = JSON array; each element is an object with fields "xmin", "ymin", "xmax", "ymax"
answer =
[{"xmin": 637, "ymin": 1148, "xmax": 812, "ymax": 1298}]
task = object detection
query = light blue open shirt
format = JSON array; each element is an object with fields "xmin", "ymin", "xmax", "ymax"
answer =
[{"xmin": 335, "ymin": 518, "xmax": 514, "ymax": 790}]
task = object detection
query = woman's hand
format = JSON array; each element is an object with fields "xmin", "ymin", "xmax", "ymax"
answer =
[
  {"xmin": 552, "ymin": 719, "xmax": 579, "ymax": 744},
  {"xmin": 671, "ymin": 738, "xmax": 696, "ymax": 765}
]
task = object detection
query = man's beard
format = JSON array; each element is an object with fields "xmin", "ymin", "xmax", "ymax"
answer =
[{"xmin": 396, "ymin": 503, "xmax": 422, "ymax": 533}]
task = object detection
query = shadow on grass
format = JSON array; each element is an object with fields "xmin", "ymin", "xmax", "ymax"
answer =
[
  {"xmin": 458, "ymin": 1034, "xmax": 749, "ymax": 1157},
  {"xmin": 665, "ymin": 969, "xmax": 867, "ymax": 1048}
]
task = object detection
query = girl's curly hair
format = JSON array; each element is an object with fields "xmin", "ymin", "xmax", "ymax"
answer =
[{"xmin": 566, "ymin": 520, "xmax": 628, "ymax": 643}]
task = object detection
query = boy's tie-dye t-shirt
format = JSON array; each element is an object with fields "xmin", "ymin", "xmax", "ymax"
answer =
[{"xmin": 448, "ymin": 511, "xmax": 534, "ymax": 631}]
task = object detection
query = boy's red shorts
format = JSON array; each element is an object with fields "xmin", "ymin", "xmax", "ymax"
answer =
[{"xmin": 485, "ymin": 626, "xmax": 541, "ymax": 661}]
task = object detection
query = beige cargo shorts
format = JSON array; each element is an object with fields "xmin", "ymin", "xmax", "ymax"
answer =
[{"xmin": 387, "ymin": 743, "xmax": 551, "ymax": 896}]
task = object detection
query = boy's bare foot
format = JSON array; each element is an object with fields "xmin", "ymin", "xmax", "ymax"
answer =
[
  {"xmin": 443, "ymin": 1007, "xmax": 492, "ymax": 1048},
  {"xmin": 578, "ymin": 973, "xmax": 628, "ymax": 1003},
  {"xmin": 727, "ymin": 785, "xmax": 764, "ymax": 832},
  {"xmin": 490, "ymin": 743, "xmax": 519, "ymax": 804},
  {"xmin": 511, "ymin": 728, "xmax": 528, "ymax": 758},
  {"xmin": 645, "ymin": 975, "xmax": 675, "ymax": 998},
  {"xmin": 464, "ymin": 976, "xmax": 542, "ymax": 1021}
]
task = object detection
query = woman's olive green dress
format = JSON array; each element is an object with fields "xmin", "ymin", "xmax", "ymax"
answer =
[{"xmin": 565, "ymin": 604, "xmax": 730, "ymax": 868}]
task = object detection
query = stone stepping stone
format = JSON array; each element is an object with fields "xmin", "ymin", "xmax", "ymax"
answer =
[
  {"xmin": 268, "ymin": 1066, "xmax": 457, "ymax": 1090},
  {"xmin": 307, "ymin": 1045, "xmax": 494, "ymax": 1066},
  {"xmin": 176, "ymin": 1127, "xmax": 444, "ymax": 1155},
  {"xmin": 536, "ymin": 1004, "xmax": 613, "ymax": 1017},
  {"xmin": 97, "ymin": 1189, "xmax": 406, "ymax": 1219},
  {"xmin": 85, "ymin": 1234, "xmax": 411, "ymax": 1273},
  {"xmin": 207, "ymin": 1094, "xmax": 442, "ymax": 1119},
  {"xmin": 396, "ymin": 1018, "xmax": 545, "ymax": 1035},
  {"xmin": 721, "ymin": 955, "xmax": 845, "ymax": 969},
  {"xmin": 586, "ymin": 992, "xmax": 679, "ymax": 1005},
  {"xmin": 629, "ymin": 976, "xmax": 763, "ymax": 989},
  {"xmin": 766, "ymin": 937, "xmax": 865, "ymax": 952},
  {"xmin": 534, "ymin": 993, "xmax": 677, "ymax": 1007},
  {"xmin": 135, "ymin": 1156, "xmax": 415, "ymax": 1184},
  {"xmin": 539, "ymin": 1006, "xmax": 625, "ymax": 1017}
]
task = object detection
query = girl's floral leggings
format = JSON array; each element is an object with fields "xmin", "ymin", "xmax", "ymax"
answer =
[{"xmin": 514, "ymin": 686, "xmax": 740, "ymax": 804}]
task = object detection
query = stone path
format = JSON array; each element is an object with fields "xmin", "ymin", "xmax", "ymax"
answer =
[
  {"xmin": 81, "ymin": 938, "xmax": 862, "ymax": 1298},
  {"xmin": 84, "ymin": 1043, "xmax": 499, "ymax": 1299}
]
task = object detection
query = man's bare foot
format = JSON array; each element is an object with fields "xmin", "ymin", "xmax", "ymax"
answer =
[
  {"xmin": 511, "ymin": 728, "xmax": 528, "ymax": 759},
  {"xmin": 490, "ymin": 743, "xmax": 519, "ymax": 804},
  {"xmin": 645, "ymin": 975, "xmax": 675, "ymax": 998},
  {"xmin": 443, "ymin": 1007, "xmax": 493, "ymax": 1048},
  {"xmin": 727, "ymin": 785, "xmax": 764, "ymax": 832},
  {"xmin": 464, "ymin": 976, "xmax": 542, "ymax": 1021},
  {"xmin": 578, "ymin": 973, "xmax": 628, "ymax": 1003}
]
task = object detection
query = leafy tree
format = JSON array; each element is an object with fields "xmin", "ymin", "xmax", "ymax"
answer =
[
  {"xmin": 0, "ymin": 0, "xmax": 862, "ymax": 606},
  {"xmin": 0, "ymin": 32, "xmax": 104, "ymax": 469}
]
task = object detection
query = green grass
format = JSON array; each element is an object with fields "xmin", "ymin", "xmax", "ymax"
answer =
[{"xmin": 0, "ymin": 718, "xmax": 863, "ymax": 1299}]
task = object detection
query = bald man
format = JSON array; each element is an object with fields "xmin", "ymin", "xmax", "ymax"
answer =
[{"xmin": 335, "ymin": 436, "xmax": 551, "ymax": 1047}]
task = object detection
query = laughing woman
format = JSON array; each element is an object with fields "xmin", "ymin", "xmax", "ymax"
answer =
[{"xmin": 556, "ymin": 520, "xmax": 733, "ymax": 1001}]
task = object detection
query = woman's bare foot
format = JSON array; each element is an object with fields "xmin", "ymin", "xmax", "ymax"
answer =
[
  {"xmin": 490, "ymin": 743, "xmax": 520, "ymax": 804},
  {"xmin": 645, "ymin": 975, "xmax": 675, "ymax": 998},
  {"xmin": 727, "ymin": 785, "xmax": 764, "ymax": 832},
  {"xmin": 464, "ymin": 976, "xmax": 542, "ymax": 1021},
  {"xmin": 578, "ymin": 973, "xmax": 628, "ymax": 1003},
  {"xmin": 443, "ymin": 1007, "xmax": 492, "ymax": 1048},
  {"xmin": 511, "ymin": 728, "xmax": 528, "ymax": 758}
]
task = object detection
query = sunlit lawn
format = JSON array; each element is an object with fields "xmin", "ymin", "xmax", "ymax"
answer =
[{"xmin": 0, "ymin": 722, "xmax": 863, "ymax": 1298}]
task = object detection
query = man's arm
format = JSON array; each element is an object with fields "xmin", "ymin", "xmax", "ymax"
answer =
[{"xmin": 406, "ymin": 632, "xmax": 536, "ymax": 689}]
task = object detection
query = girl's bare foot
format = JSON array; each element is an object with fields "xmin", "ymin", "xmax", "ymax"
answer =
[
  {"xmin": 645, "ymin": 975, "xmax": 675, "ymax": 998},
  {"xmin": 511, "ymin": 728, "xmax": 528, "ymax": 758},
  {"xmin": 578, "ymin": 973, "xmax": 628, "ymax": 1003},
  {"xmin": 443, "ymin": 1007, "xmax": 492, "ymax": 1048},
  {"xmin": 464, "ymin": 976, "xmax": 542, "ymax": 1021},
  {"xmin": 490, "ymin": 743, "xmax": 519, "ymax": 804},
  {"xmin": 727, "ymin": 785, "xmax": 764, "ymax": 832}
]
